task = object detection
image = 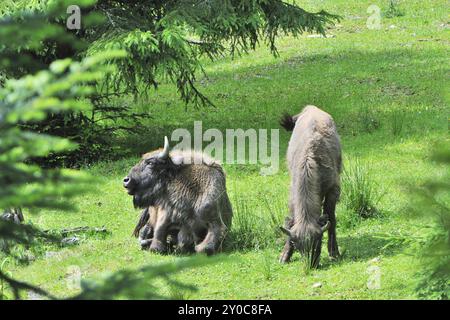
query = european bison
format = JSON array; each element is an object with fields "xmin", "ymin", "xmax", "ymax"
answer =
[
  {"xmin": 124, "ymin": 137, "xmax": 233, "ymax": 255},
  {"xmin": 279, "ymin": 105, "xmax": 341, "ymax": 268}
]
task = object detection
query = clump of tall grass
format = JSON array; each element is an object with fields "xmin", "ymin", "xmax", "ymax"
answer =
[
  {"xmin": 358, "ymin": 106, "xmax": 380, "ymax": 134},
  {"xmin": 384, "ymin": 0, "xmax": 405, "ymax": 18},
  {"xmin": 299, "ymin": 254, "xmax": 313, "ymax": 275},
  {"xmin": 260, "ymin": 250, "xmax": 274, "ymax": 280},
  {"xmin": 341, "ymin": 158, "xmax": 383, "ymax": 219},
  {"xmin": 168, "ymin": 283, "xmax": 191, "ymax": 300},
  {"xmin": 389, "ymin": 109, "xmax": 406, "ymax": 136},
  {"xmin": 297, "ymin": 242, "xmax": 321, "ymax": 274},
  {"xmin": 228, "ymin": 193, "xmax": 286, "ymax": 251}
]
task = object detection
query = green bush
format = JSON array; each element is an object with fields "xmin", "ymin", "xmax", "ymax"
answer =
[
  {"xmin": 0, "ymin": 1, "xmax": 228, "ymax": 299},
  {"xmin": 0, "ymin": 51, "xmax": 126, "ymax": 299}
]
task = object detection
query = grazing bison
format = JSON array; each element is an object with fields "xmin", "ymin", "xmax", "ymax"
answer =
[
  {"xmin": 124, "ymin": 137, "xmax": 233, "ymax": 255},
  {"xmin": 279, "ymin": 105, "xmax": 341, "ymax": 268}
]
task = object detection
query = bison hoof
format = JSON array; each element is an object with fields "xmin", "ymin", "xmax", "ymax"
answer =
[
  {"xmin": 140, "ymin": 239, "xmax": 152, "ymax": 250},
  {"xmin": 177, "ymin": 243, "xmax": 195, "ymax": 255},
  {"xmin": 195, "ymin": 244, "xmax": 215, "ymax": 256},
  {"xmin": 328, "ymin": 246, "xmax": 340, "ymax": 259},
  {"xmin": 149, "ymin": 241, "xmax": 167, "ymax": 254},
  {"xmin": 329, "ymin": 251, "xmax": 340, "ymax": 260},
  {"xmin": 279, "ymin": 253, "xmax": 292, "ymax": 264}
]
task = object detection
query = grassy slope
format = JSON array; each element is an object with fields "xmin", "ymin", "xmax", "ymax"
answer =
[{"xmin": 11, "ymin": 0, "xmax": 448, "ymax": 299}]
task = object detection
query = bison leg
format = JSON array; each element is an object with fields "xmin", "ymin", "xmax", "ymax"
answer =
[
  {"xmin": 195, "ymin": 222, "xmax": 225, "ymax": 256},
  {"xmin": 176, "ymin": 226, "xmax": 195, "ymax": 254},
  {"xmin": 279, "ymin": 239, "xmax": 294, "ymax": 263},
  {"xmin": 149, "ymin": 210, "xmax": 170, "ymax": 254},
  {"xmin": 139, "ymin": 224, "xmax": 154, "ymax": 250},
  {"xmin": 132, "ymin": 207, "xmax": 153, "ymax": 249},
  {"xmin": 324, "ymin": 188, "xmax": 340, "ymax": 258}
]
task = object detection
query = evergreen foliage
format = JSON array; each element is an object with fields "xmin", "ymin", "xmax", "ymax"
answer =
[
  {"xmin": 1, "ymin": 0, "xmax": 339, "ymax": 165},
  {"xmin": 412, "ymin": 142, "xmax": 450, "ymax": 300},
  {"xmin": 0, "ymin": 2, "xmax": 205, "ymax": 299}
]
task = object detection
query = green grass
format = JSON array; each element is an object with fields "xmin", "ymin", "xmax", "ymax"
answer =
[{"xmin": 6, "ymin": 0, "xmax": 449, "ymax": 299}]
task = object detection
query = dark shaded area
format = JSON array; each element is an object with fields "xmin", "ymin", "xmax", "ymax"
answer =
[{"xmin": 338, "ymin": 233, "xmax": 406, "ymax": 261}]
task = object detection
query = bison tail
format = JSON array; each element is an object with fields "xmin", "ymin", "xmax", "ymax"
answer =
[{"xmin": 280, "ymin": 113, "xmax": 296, "ymax": 131}]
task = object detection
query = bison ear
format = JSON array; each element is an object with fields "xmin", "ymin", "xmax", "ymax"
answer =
[
  {"xmin": 279, "ymin": 226, "xmax": 292, "ymax": 237},
  {"xmin": 158, "ymin": 136, "xmax": 170, "ymax": 160}
]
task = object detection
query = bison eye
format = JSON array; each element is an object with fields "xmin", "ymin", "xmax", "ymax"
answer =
[{"xmin": 145, "ymin": 158, "xmax": 157, "ymax": 167}]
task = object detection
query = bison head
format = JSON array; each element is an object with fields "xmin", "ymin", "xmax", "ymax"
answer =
[
  {"xmin": 280, "ymin": 215, "xmax": 329, "ymax": 267},
  {"xmin": 123, "ymin": 137, "xmax": 176, "ymax": 208}
]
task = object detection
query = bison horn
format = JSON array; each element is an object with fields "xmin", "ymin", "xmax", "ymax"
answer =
[
  {"xmin": 320, "ymin": 221, "xmax": 330, "ymax": 233},
  {"xmin": 159, "ymin": 136, "xmax": 170, "ymax": 159}
]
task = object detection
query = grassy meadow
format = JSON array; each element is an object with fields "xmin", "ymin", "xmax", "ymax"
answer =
[{"xmin": 8, "ymin": 0, "xmax": 449, "ymax": 299}]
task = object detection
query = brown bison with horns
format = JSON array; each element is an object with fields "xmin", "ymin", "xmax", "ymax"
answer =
[
  {"xmin": 124, "ymin": 137, "xmax": 233, "ymax": 255},
  {"xmin": 279, "ymin": 105, "xmax": 341, "ymax": 268}
]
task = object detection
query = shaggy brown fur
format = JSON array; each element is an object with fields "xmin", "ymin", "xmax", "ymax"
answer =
[
  {"xmin": 279, "ymin": 105, "xmax": 341, "ymax": 268},
  {"xmin": 124, "ymin": 138, "xmax": 233, "ymax": 255}
]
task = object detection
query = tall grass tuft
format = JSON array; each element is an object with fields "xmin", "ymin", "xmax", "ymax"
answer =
[
  {"xmin": 228, "ymin": 193, "xmax": 286, "ymax": 251},
  {"xmin": 260, "ymin": 250, "xmax": 273, "ymax": 280},
  {"xmin": 389, "ymin": 109, "xmax": 405, "ymax": 136},
  {"xmin": 168, "ymin": 283, "xmax": 191, "ymax": 300},
  {"xmin": 342, "ymin": 158, "xmax": 383, "ymax": 219},
  {"xmin": 298, "ymin": 243, "xmax": 316, "ymax": 274},
  {"xmin": 358, "ymin": 106, "xmax": 380, "ymax": 134},
  {"xmin": 384, "ymin": 0, "xmax": 405, "ymax": 18}
]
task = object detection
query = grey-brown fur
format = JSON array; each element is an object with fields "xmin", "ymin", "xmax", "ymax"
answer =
[
  {"xmin": 124, "ymin": 138, "xmax": 233, "ymax": 255},
  {"xmin": 279, "ymin": 105, "xmax": 341, "ymax": 268},
  {"xmin": 134, "ymin": 206, "xmax": 184, "ymax": 251}
]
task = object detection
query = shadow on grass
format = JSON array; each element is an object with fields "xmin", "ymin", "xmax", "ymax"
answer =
[{"xmin": 319, "ymin": 232, "xmax": 407, "ymax": 270}]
